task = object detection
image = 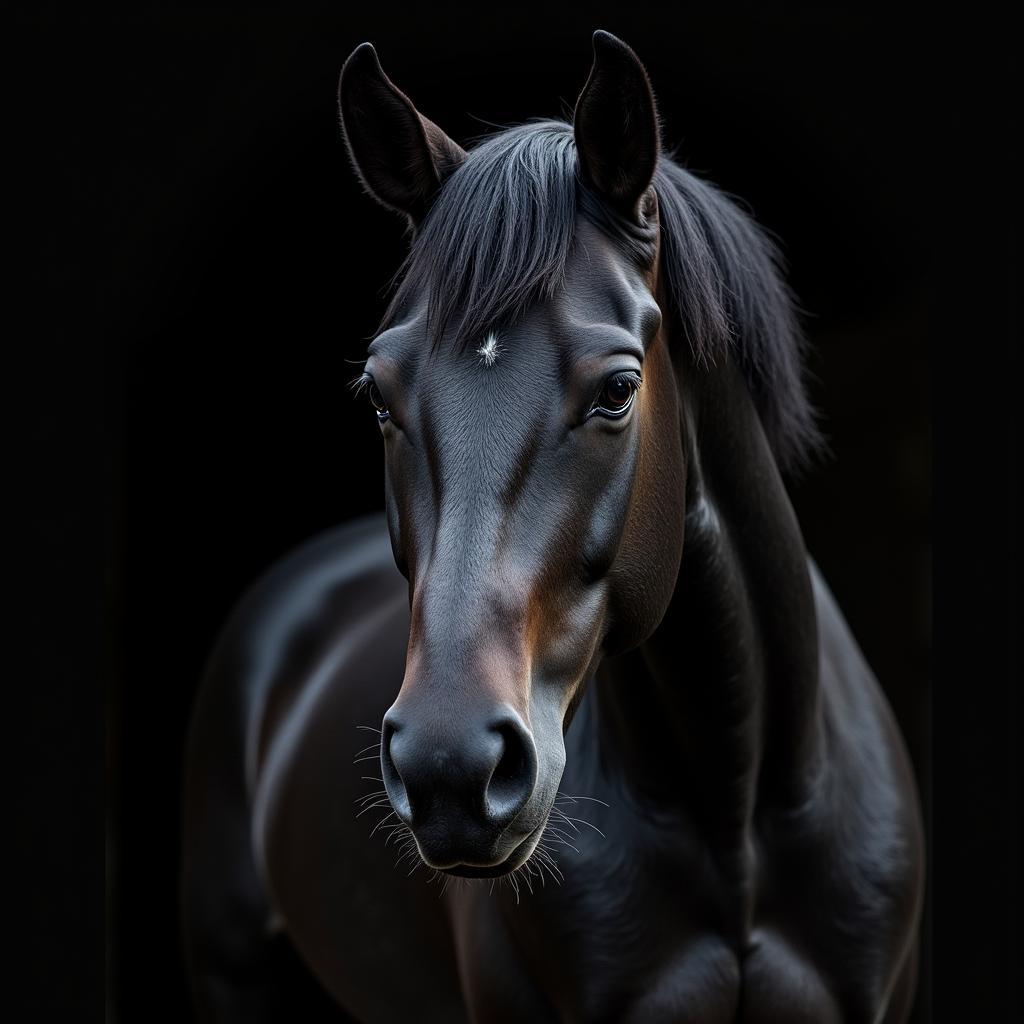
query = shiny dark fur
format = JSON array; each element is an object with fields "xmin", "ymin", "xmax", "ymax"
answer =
[{"xmin": 181, "ymin": 31, "xmax": 924, "ymax": 1023}]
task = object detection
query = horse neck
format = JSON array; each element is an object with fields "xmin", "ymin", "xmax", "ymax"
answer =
[{"xmin": 594, "ymin": 352, "xmax": 823, "ymax": 834}]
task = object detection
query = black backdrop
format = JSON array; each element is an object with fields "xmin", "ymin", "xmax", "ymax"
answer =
[{"xmin": 17, "ymin": 1, "xmax": 1021, "ymax": 1020}]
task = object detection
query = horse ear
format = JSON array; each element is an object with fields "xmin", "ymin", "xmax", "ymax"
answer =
[
  {"xmin": 338, "ymin": 43, "xmax": 466, "ymax": 225},
  {"xmin": 573, "ymin": 31, "xmax": 660, "ymax": 220}
]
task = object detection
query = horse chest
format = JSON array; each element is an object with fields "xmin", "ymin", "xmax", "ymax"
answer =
[
  {"xmin": 453, "ymin": 833, "xmax": 734, "ymax": 1021},
  {"xmin": 458, "ymin": 904, "xmax": 846, "ymax": 1024},
  {"xmin": 457, "ymin": 895, "xmax": 740, "ymax": 1023},
  {"xmin": 454, "ymin": 825, "xmax": 859, "ymax": 1024}
]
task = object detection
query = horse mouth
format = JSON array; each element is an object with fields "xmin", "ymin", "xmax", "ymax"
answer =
[{"xmin": 429, "ymin": 818, "xmax": 548, "ymax": 878}]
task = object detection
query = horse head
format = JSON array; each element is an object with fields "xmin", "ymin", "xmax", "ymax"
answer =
[{"xmin": 339, "ymin": 33, "xmax": 687, "ymax": 876}]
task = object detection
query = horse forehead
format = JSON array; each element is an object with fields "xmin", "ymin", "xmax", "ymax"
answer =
[{"xmin": 425, "ymin": 336, "xmax": 552, "ymax": 432}]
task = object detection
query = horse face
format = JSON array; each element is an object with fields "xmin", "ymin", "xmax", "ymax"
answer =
[
  {"xmin": 341, "ymin": 32, "xmax": 683, "ymax": 874},
  {"xmin": 361, "ymin": 218, "xmax": 685, "ymax": 874}
]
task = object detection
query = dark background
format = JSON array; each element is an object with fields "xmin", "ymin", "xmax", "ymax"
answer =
[{"xmin": 16, "ymin": 1, "xmax": 1020, "ymax": 1020}]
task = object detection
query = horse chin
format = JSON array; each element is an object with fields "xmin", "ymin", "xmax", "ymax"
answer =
[{"xmin": 428, "ymin": 818, "xmax": 548, "ymax": 879}]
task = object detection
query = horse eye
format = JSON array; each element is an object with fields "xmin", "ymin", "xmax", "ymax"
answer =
[
  {"xmin": 589, "ymin": 371, "xmax": 641, "ymax": 419},
  {"xmin": 359, "ymin": 376, "xmax": 390, "ymax": 422}
]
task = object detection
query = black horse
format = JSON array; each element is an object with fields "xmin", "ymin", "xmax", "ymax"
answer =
[{"xmin": 181, "ymin": 31, "xmax": 924, "ymax": 1023}]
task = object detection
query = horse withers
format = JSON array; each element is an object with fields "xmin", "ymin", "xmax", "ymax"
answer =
[{"xmin": 181, "ymin": 31, "xmax": 924, "ymax": 1023}]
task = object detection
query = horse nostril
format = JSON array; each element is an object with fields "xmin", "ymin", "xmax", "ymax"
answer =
[
  {"xmin": 380, "ymin": 716, "xmax": 412, "ymax": 824},
  {"xmin": 484, "ymin": 716, "xmax": 538, "ymax": 825},
  {"xmin": 380, "ymin": 707, "xmax": 536, "ymax": 839}
]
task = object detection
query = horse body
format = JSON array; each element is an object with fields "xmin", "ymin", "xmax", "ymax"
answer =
[
  {"xmin": 184, "ymin": 504, "xmax": 920, "ymax": 1023},
  {"xmin": 181, "ymin": 31, "xmax": 923, "ymax": 1023}
]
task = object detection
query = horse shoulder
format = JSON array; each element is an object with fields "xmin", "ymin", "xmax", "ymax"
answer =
[
  {"xmin": 230, "ymin": 520, "xmax": 466, "ymax": 1020},
  {"xmin": 232, "ymin": 517, "xmax": 405, "ymax": 797},
  {"xmin": 182, "ymin": 514, "xmax": 411, "ymax": 1012}
]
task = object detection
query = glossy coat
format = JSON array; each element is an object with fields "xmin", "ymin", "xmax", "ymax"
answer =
[{"xmin": 181, "ymin": 31, "xmax": 924, "ymax": 1023}]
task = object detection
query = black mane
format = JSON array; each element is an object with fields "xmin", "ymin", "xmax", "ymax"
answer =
[{"xmin": 381, "ymin": 120, "xmax": 820, "ymax": 474}]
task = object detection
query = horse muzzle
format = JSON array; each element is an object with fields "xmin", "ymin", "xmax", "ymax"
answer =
[{"xmin": 380, "ymin": 704, "xmax": 540, "ymax": 873}]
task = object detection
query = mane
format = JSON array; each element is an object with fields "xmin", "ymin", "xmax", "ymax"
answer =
[{"xmin": 381, "ymin": 120, "xmax": 821, "ymax": 474}]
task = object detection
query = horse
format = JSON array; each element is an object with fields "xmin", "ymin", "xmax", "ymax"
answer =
[{"xmin": 180, "ymin": 30, "xmax": 924, "ymax": 1023}]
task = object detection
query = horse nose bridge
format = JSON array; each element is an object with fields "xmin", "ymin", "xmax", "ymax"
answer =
[
  {"xmin": 392, "ymin": 632, "xmax": 534, "ymax": 730},
  {"xmin": 411, "ymin": 550, "xmax": 536, "ymax": 651},
  {"xmin": 418, "ymin": 444, "xmax": 543, "ymax": 587},
  {"xmin": 398, "ymin": 607, "xmax": 535, "ymax": 727}
]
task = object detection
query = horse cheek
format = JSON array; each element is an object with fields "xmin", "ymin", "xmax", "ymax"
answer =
[{"xmin": 606, "ymin": 338, "xmax": 686, "ymax": 653}]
